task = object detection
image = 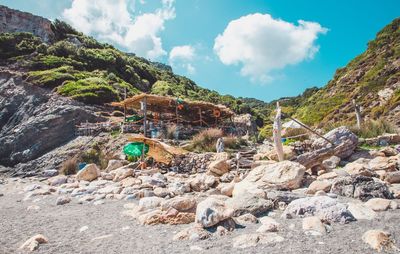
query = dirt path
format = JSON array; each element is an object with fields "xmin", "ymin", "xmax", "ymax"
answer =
[{"xmin": 0, "ymin": 179, "xmax": 399, "ymax": 254}]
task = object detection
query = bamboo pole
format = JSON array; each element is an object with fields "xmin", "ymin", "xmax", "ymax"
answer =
[
  {"xmin": 141, "ymin": 96, "xmax": 147, "ymax": 163},
  {"xmin": 273, "ymin": 102, "xmax": 284, "ymax": 161},
  {"xmin": 353, "ymin": 99, "xmax": 362, "ymax": 130}
]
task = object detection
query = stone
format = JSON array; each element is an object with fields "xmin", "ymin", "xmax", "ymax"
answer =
[
  {"xmin": 24, "ymin": 184, "xmax": 41, "ymax": 192},
  {"xmin": 330, "ymin": 176, "xmax": 393, "ymax": 201},
  {"xmin": 56, "ymin": 196, "xmax": 71, "ymax": 205},
  {"xmin": 19, "ymin": 234, "xmax": 48, "ymax": 251},
  {"xmin": 110, "ymin": 165, "xmax": 134, "ymax": 182},
  {"xmin": 97, "ymin": 185, "xmax": 122, "ymax": 195},
  {"xmin": 343, "ymin": 161, "xmax": 377, "ymax": 177},
  {"xmin": 189, "ymin": 174, "xmax": 217, "ymax": 192},
  {"xmin": 232, "ymin": 233, "xmax": 284, "ymax": 249},
  {"xmin": 347, "ymin": 203, "xmax": 376, "ymax": 220},
  {"xmin": 93, "ymin": 200, "xmax": 105, "ymax": 205},
  {"xmin": 79, "ymin": 226, "xmax": 89, "ymax": 232},
  {"xmin": 195, "ymin": 197, "xmax": 234, "ymax": 228},
  {"xmin": 379, "ymin": 147, "xmax": 399, "ymax": 157},
  {"xmin": 76, "ymin": 164, "xmax": 100, "ymax": 182},
  {"xmin": 385, "ymin": 171, "xmax": 400, "ymax": 184},
  {"xmin": 257, "ymin": 217, "xmax": 279, "ymax": 232},
  {"xmin": 264, "ymin": 145, "xmax": 295, "ymax": 161},
  {"xmin": 225, "ymin": 193, "xmax": 273, "ymax": 216},
  {"xmin": 160, "ymin": 197, "xmax": 197, "ymax": 212},
  {"xmin": 138, "ymin": 197, "xmax": 164, "ymax": 211},
  {"xmin": 43, "ymin": 169, "xmax": 58, "ymax": 177},
  {"xmin": 364, "ymin": 198, "xmax": 397, "ymax": 211},
  {"xmin": 105, "ymin": 159, "xmax": 125, "ymax": 172},
  {"xmin": 302, "ymin": 216, "xmax": 326, "ymax": 235},
  {"xmin": 362, "ymin": 230, "xmax": 396, "ymax": 252},
  {"xmin": 322, "ymin": 156, "xmax": 341, "ymax": 170},
  {"xmin": 266, "ymin": 190, "xmax": 306, "ymax": 205},
  {"xmin": 317, "ymin": 172, "xmax": 338, "ymax": 180},
  {"xmin": 368, "ymin": 157, "xmax": 397, "ymax": 172},
  {"xmin": 207, "ymin": 159, "xmax": 230, "ymax": 176},
  {"xmin": 282, "ymin": 196, "xmax": 355, "ymax": 223},
  {"xmin": 153, "ymin": 187, "xmax": 169, "ymax": 198},
  {"xmin": 390, "ymin": 184, "xmax": 400, "ymax": 199},
  {"xmin": 48, "ymin": 175, "xmax": 68, "ymax": 186},
  {"xmin": 233, "ymin": 161, "xmax": 305, "ymax": 197},
  {"xmin": 139, "ymin": 175, "xmax": 166, "ymax": 188},
  {"xmin": 306, "ymin": 180, "xmax": 332, "ymax": 194},
  {"xmin": 120, "ymin": 177, "xmax": 140, "ymax": 187},
  {"xmin": 168, "ymin": 182, "xmax": 191, "ymax": 195},
  {"xmin": 173, "ymin": 225, "xmax": 210, "ymax": 241},
  {"xmin": 235, "ymin": 213, "xmax": 259, "ymax": 224},
  {"xmin": 218, "ymin": 182, "xmax": 235, "ymax": 197}
]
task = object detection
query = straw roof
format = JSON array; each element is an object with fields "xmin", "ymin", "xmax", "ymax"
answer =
[{"xmin": 110, "ymin": 93, "xmax": 234, "ymax": 118}]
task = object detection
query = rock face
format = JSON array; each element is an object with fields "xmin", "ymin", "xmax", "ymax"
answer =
[
  {"xmin": 330, "ymin": 176, "xmax": 393, "ymax": 201},
  {"xmin": 0, "ymin": 72, "xmax": 101, "ymax": 172},
  {"xmin": 282, "ymin": 196, "xmax": 355, "ymax": 223},
  {"xmin": 0, "ymin": 5, "xmax": 54, "ymax": 42},
  {"xmin": 233, "ymin": 161, "xmax": 305, "ymax": 196}
]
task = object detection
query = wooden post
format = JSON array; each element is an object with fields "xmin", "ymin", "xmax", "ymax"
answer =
[
  {"xmin": 123, "ymin": 87, "xmax": 127, "ymax": 121},
  {"xmin": 141, "ymin": 96, "xmax": 147, "ymax": 163},
  {"xmin": 199, "ymin": 108, "xmax": 202, "ymax": 127},
  {"xmin": 273, "ymin": 102, "xmax": 284, "ymax": 162},
  {"xmin": 353, "ymin": 99, "xmax": 362, "ymax": 129}
]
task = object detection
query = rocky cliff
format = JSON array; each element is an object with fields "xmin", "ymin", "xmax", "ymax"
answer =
[{"xmin": 0, "ymin": 5, "xmax": 54, "ymax": 42}]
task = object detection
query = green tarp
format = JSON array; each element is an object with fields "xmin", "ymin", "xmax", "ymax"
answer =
[{"xmin": 123, "ymin": 142, "xmax": 149, "ymax": 157}]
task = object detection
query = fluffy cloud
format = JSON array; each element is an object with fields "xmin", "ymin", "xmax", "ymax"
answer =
[
  {"xmin": 214, "ymin": 13, "xmax": 327, "ymax": 82},
  {"xmin": 169, "ymin": 45, "xmax": 196, "ymax": 74},
  {"xmin": 63, "ymin": 0, "xmax": 175, "ymax": 59}
]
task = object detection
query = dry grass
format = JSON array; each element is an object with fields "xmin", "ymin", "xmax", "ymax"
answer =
[
  {"xmin": 350, "ymin": 119, "xmax": 399, "ymax": 138},
  {"xmin": 282, "ymin": 127, "xmax": 309, "ymax": 141},
  {"xmin": 189, "ymin": 128, "xmax": 223, "ymax": 152},
  {"xmin": 59, "ymin": 157, "xmax": 77, "ymax": 175},
  {"xmin": 166, "ymin": 124, "xmax": 178, "ymax": 139},
  {"xmin": 224, "ymin": 135, "xmax": 247, "ymax": 150}
]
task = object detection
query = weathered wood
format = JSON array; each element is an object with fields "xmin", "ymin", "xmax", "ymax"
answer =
[
  {"xmin": 353, "ymin": 99, "xmax": 362, "ymax": 129},
  {"xmin": 273, "ymin": 102, "xmax": 284, "ymax": 161},
  {"xmin": 141, "ymin": 96, "xmax": 147, "ymax": 162}
]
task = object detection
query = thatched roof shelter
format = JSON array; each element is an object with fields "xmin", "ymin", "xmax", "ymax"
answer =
[{"xmin": 111, "ymin": 93, "xmax": 234, "ymax": 126}]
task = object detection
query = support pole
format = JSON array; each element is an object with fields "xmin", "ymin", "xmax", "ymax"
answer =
[
  {"xmin": 199, "ymin": 108, "xmax": 202, "ymax": 127},
  {"xmin": 123, "ymin": 87, "xmax": 127, "ymax": 122},
  {"xmin": 141, "ymin": 96, "xmax": 147, "ymax": 163},
  {"xmin": 273, "ymin": 102, "xmax": 284, "ymax": 162},
  {"xmin": 353, "ymin": 99, "xmax": 362, "ymax": 130}
]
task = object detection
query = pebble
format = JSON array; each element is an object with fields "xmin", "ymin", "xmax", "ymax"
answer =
[
  {"xmin": 93, "ymin": 200, "xmax": 105, "ymax": 206},
  {"xmin": 79, "ymin": 226, "xmax": 89, "ymax": 232}
]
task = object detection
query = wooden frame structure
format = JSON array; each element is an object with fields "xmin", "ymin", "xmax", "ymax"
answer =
[{"xmin": 111, "ymin": 93, "xmax": 235, "ymax": 129}]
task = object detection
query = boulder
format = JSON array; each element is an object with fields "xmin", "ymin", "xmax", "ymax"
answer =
[
  {"xmin": 306, "ymin": 180, "xmax": 332, "ymax": 194},
  {"xmin": 257, "ymin": 217, "xmax": 280, "ymax": 232},
  {"xmin": 225, "ymin": 193, "xmax": 273, "ymax": 216},
  {"xmin": 76, "ymin": 164, "xmax": 100, "ymax": 182},
  {"xmin": 232, "ymin": 161, "xmax": 305, "ymax": 197},
  {"xmin": 110, "ymin": 165, "xmax": 134, "ymax": 182},
  {"xmin": 364, "ymin": 198, "xmax": 397, "ymax": 211},
  {"xmin": 302, "ymin": 216, "xmax": 326, "ymax": 235},
  {"xmin": 385, "ymin": 171, "xmax": 400, "ymax": 184},
  {"xmin": 343, "ymin": 161, "xmax": 378, "ymax": 177},
  {"xmin": 160, "ymin": 197, "xmax": 197, "ymax": 212},
  {"xmin": 207, "ymin": 159, "xmax": 230, "ymax": 176},
  {"xmin": 195, "ymin": 197, "xmax": 234, "ymax": 228},
  {"xmin": 219, "ymin": 182, "xmax": 235, "ymax": 197},
  {"xmin": 282, "ymin": 196, "xmax": 355, "ymax": 223},
  {"xmin": 362, "ymin": 230, "xmax": 396, "ymax": 252},
  {"xmin": 48, "ymin": 175, "xmax": 68, "ymax": 186},
  {"xmin": 322, "ymin": 156, "xmax": 341, "ymax": 170},
  {"xmin": 19, "ymin": 234, "xmax": 48, "ymax": 251},
  {"xmin": 347, "ymin": 203, "xmax": 376, "ymax": 220},
  {"xmin": 105, "ymin": 160, "xmax": 126, "ymax": 172},
  {"xmin": 330, "ymin": 176, "xmax": 393, "ymax": 201},
  {"xmin": 189, "ymin": 174, "xmax": 217, "ymax": 192},
  {"xmin": 368, "ymin": 157, "xmax": 397, "ymax": 172}
]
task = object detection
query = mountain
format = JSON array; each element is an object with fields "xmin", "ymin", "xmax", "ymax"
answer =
[
  {"xmin": 0, "ymin": 5, "xmax": 268, "ymax": 123},
  {"xmin": 292, "ymin": 18, "xmax": 400, "ymax": 127}
]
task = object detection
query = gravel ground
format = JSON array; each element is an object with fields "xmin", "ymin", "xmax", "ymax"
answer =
[{"xmin": 0, "ymin": 179, "xmax": 399, "ymax": 254}]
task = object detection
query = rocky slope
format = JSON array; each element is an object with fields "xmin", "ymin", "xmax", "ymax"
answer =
[{"xmin": 293, "ymin": 18, "xmax": 400, "ymax": 126}]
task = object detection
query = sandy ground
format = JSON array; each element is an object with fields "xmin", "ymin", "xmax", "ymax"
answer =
[{"xmin": 0, "ymin": 179, "xmax": 399, "ymax": 254}]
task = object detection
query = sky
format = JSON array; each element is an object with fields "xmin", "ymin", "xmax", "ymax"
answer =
[{"xmin": 1, "ymin": 0, "xmax": 399, "ymax": 102}]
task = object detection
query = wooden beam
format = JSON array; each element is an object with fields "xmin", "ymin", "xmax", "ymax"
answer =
[
  {"xmin": 141, "ymin": 96, "xmax": 147, "ymax": 162},
  {"xmin": 273, "ymin": 102, "xmax": 284, "ymax": 161}
]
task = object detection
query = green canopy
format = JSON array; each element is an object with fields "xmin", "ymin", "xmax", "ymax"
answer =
[{"xmin": 123, "ymin": 142, "xmax": 149, "ymax": 157}]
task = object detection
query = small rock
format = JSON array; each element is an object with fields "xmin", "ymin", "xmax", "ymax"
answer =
[
  {"xmin": 76, "ymin": 164, "xmax": 100, "ymax": 182},
  {"xmin": 362, "ymin": 230, "xmax": 396, "ymax": 252},
  {"xmin": 48, "ymin": 175, "xmax": 68, "ymax": 186},
  {"xmin": 56, "ymin": 196, "xmax": 71, "ymax": 205},
  {"xmin": 347, "ymin": 203, "xmax": 376, "ymax": 220},
  {"xmin": 365, "ymin": 198, "xmax": 397, "ymax": 211},
  {"xmin": 225, "ymin": 193, "xmax": 273, "ymax": 216},
  {"xmin": 173, "ymin": 225, "xmax": 210, "ymax": 241},
  {"xmin": 195, "ymin": 197, "xmax": 234, "ymax": 228},
  {"xmin": 19, "ymin": 234, "xmax": 48, "ymax": 251},
  {"xmin": 306, "ymin": 180, "xmax": 332, "ymax": 194},
  {"xmin": 322, "ymin": 156, "xmax": 341, "ymax": 170},
  {"xmin": 207, "ymin": 159, "xmax": 230, "ymax": 176},
  {"xmin": 79, "ymin": 226, "xmax": 89, "ymax": 232},
  {"xmin": 138, "ymin": 197, "xmax": 164, "ymax": 211},
  {"xmin": 302, "ymin": 216, "xmax": 326, "ymax": 235},
  {"xmin": 93, "ymin": 200, "xmax": 105, "ymax": 205},
  {"xmin": 235, "ymin": 213, "xmax": 259, "ymax": 224},
  {"xmin": 257, "ymin": 217, "xmax": 280, "ymax": 232},
  {"xmin": 105, "ymin": 160, "xmax": 126, "ymax": 172}
]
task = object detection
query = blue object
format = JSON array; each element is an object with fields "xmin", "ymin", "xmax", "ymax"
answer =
[
  {"xmin": 78, "ymin": 163, "xmax": 87, "ymax": 171},
  {"xmin": 281, "ymin": 138, "xmax": 287, "ymax": 143}
]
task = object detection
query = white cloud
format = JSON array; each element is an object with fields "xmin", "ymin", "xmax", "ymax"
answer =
[
  {"xmin": 214, "ymin": 13, "xmax": 327, "ymax": 83},
  {"xmin": 63, "ymin": 0, "xmax": 175, "ymax": 60},
  {"xmin": 169, "ymin": 45, "xmax": 196, "ymax": 74}
]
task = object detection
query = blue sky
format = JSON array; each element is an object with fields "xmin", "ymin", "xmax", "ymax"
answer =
[{"xmin": 1, "ymin": 0, "xmax": 399, "ymax": 102}]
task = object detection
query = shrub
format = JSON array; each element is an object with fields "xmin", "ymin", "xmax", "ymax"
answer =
[
  {"xmin": 224, "ymin": 135, "xmax": 247, "ymax": 150},
  {"xmin": 47, "ymin": 40, "xmax": 77, "ymax": 57},
  {"xmin": 0, "ymin": 32, "xmax": 42, "ymax": 58},
  {"xmin": 166, "ymin": 124, "xmax": 178, "ymax": 139},
  {"xmin": 57, "ymin": 77, "xmax": 119, "ymax": 104},
  {"xmin": 80, "ymin": 144, "xmax": 108, "ymax": 169},
  {"xmin": 189, "ymin": 128, "xmax": 223, "ymax": 152},
  {"xmin": 59, "ymin": 158, "xmax": 77, "ymax": 175},
  {"xmin": 350, "ymin": 119, "xmax": 398, "ymax": 138},
  {"xmin": 27, "ymin": 55, "xmax": 85, "ymax": 70},
  {"xmin": 27, "ymin": 66, "xmax": 75, "ymax": 87},
  {"xmin": 51, "ymin": 19, "xmax": 81, "ymax": 40}
]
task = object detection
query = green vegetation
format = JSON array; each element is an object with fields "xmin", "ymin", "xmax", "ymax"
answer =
[
  {"xmin": 0, "ymin": 32, "xmax": 42, "ymax": 58},
  {"xmin": 350, "ymin": 119, "xmax": 398, "ymax": 139},
  {"xmin": 27, "ymin": 66, "xmax": 75, "ymax": 88}
]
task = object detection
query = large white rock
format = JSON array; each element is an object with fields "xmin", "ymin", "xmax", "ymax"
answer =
[
  {"xmin": 232, "ymin": 161, "xmax": 305, "ymax": 197},
  {"xmin": 76, "ymin": 164, "xmax": 100, "ymax": 182},
  {"xmin": 195, "ymin": 197, "xmax": 234, "ymax": 228}
]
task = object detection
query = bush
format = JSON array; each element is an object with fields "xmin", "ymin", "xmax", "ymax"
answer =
[
  {"xmin": 350, "ymin": 119, "xmax": 398, "ymax": 138},
  {"xmin": 0, "ymin": 32, "xmax": 42, "ymax": 58},
  {"xmin": 224, "ymin": 135, "xmax": 247, "ymax": 150},
  {"xmin": 57, "ymin": 77, "xmax": 119, "ymax": 104},
  {"xmin": 59, "ymin": 158, "xmax": 77, "ymax": 175},
  {"xmin": 47, "ymin": 40, "xmax": 77, "ymax": 57},
  {"xmin": 189, "ymin": 128, "xmax": 223, "ymax": 152},
  {"xmin": 27, "ymin": 66, "xmax": 75, "ymax": 87},
  {"xmin": 27, "ymin": 55, "xmax": 85, "ymax": 70},
  {"xmin": 166, "ymin": 124, "xmax": 178, "ymax": 139},
  {"xmin": 80, "ymin": 144, "xmax": 108, "ymax": 169},
  {"xmin": 51, "ymin": 19, "xmax": 81, "ymax": 40}
]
